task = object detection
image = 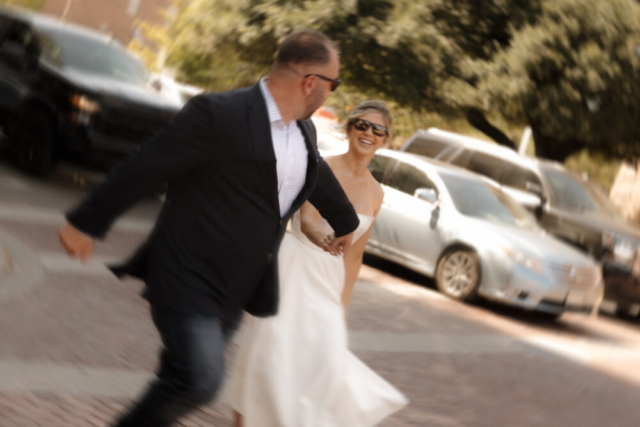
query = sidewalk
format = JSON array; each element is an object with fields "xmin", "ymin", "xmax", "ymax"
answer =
[
  {"xmin": 0, "ymin": 224, "xmax": 233, "ymax": 426},
  {"xmin": 0, "ymin": 228, "xmax": 45, "ymax": 301},
  {"xmin": 1, "ymin": 216, "xmax": 640, "ymax": 426}
]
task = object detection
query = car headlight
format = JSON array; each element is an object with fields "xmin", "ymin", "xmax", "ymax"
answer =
[
  {"xmin": 502, "ymin": 247, "xmax": 544, "ymax": 274},
  {"xmin": 70, "ymin": 94, "xmax": 101, "ymax": 114},
  {"xmin": 603, "ymin": 232, "xmax": 637, "ymax": 264},
  {"xmin": 614, "ymin": 241, "xmax": 636, "ymax": 263}
]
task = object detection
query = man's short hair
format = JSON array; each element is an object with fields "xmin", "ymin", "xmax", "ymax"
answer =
[{"xmin": 275, "ymin": 29, "xmax": 337, "ymax": 66}]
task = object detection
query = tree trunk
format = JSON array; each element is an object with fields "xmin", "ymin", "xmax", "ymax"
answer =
[
  {"xmin": 529, "ymin": 121, "xmax": 584, "ymax": 163},
  {"xmin": 466, "ymin": 108, "xmax": 517, "ymax": 151}
]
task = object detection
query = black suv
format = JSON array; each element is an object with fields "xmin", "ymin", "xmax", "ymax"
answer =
[
  {"xmin": 0, "ymin": 7, "xmax": 182, "ymax": 175},
  {"xmin": 402, "ymin": 128, "xmax": 640, "ymax": 317}
]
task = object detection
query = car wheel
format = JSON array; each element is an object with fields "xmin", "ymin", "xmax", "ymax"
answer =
[
  {"xmin": 436, "ymin": 249, "xmax": 480, "ymax": 302},
  {"xmin": 15, "ymin": 108, "xmax": 56, "ymax": 176}
]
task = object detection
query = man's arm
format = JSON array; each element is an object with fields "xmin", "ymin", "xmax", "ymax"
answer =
[
  {"xmin": 65, "ymin": 94, "xmax": 215, "ymax": 239},
  {"xmin": 307, "ymin": 157, "xmax": 359, "ymax": 238}
]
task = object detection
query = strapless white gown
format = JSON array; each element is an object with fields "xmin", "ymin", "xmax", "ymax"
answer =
[{"xmin": 228, "ymin": 212, "xmax": 408, "ymax": 426}]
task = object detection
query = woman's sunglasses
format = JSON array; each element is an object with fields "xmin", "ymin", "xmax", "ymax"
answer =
[{"xmin": 350, "ymin": 118, "xmax": 388, "ymax": 137}]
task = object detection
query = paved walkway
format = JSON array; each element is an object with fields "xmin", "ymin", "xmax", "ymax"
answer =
[{"xmin": 1, "ymin": 204, "xmax": 640, "ymax": 426}]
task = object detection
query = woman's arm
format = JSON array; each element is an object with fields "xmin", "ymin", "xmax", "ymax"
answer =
[
  {"xmin": 341, "ymin": 223, "xmax": 374, "ymax": 311},
  {"xmin": 342, "ymin": 181, "xmax": 385, "ymax": 312}
]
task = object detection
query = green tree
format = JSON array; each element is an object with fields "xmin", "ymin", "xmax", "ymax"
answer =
[
  {"xmin": 132, "ymin": 0, "xmax": 640, "ymax": 162},
  {"xmin": 479, "ymin": 0, "xmax": 640, "ymax": 161},
  {"xmin": 0, "ymin": 0, "xmax": 46, "ymax": 10}
]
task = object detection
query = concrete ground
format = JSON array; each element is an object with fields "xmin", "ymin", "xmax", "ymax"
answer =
[{"xmin": 0, "ymin": 156, "xmax": 639, "ymax": 426}]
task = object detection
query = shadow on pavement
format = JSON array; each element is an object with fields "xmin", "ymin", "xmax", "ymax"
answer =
[
  {"xmin": 352, "ymin": 260, "xmax": 640, "ymax": 427},
  {"xmin": 363, "ymin": 252, "xmax": 634, "ymax": 342}
]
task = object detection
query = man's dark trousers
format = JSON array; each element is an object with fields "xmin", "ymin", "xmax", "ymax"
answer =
[{"xmin": 113, "ymin": 306, "xmax": 226, "ymax": 427}]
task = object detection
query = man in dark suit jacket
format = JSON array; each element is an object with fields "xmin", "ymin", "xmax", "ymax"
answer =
[{"xmin": 58, "ymin": 29, "xmax": 359, "ymax": 427}]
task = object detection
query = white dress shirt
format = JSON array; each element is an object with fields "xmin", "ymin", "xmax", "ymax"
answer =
[{"xmin": 259, "ymin": 78, "xmax": 309, "ymax": 217}]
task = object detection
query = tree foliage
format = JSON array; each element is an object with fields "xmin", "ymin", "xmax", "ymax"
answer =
[
  {"xmin": 0, "ymin": 0, "xmax": 45, "ymax": 10},
  {"xmin": 480, "ymin": 0, "xmax": 640, "ymax": 160},
  {"xmin": 131, "ymin": 0, "xmax": 640, "ymax": 162}
]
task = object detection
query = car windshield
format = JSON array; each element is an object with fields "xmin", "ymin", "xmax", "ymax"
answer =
[
  {"xmin": 440, "ymin": 172, "xmax": 539, "ymax": 230},
  {"xmin": 36, "ymin": 26, "xmax": 149, "ymax": 85},
  {"xmin": 540, "ymin": 165, "xmax": 622, "ymax": 217}
]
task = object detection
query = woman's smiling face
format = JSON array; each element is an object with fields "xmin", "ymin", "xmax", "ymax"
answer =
[{"xmin": 347, "ymin": 112, "xmax": 388, "ymax": 155}]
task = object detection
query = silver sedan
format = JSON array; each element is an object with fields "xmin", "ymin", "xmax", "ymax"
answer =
[{"xmin": 366, "ymin": 150, "xmax": 604, "ymax": 317}]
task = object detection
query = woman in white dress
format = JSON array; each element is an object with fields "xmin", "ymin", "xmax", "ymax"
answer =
[{"xmin": 228, "ymin": 100, "xmax": 408, "ymax": 427}]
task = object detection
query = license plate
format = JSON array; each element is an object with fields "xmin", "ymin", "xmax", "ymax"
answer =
[{"xmin": 566, "ymin": 291, "xmax": 585, "ymax": 307}]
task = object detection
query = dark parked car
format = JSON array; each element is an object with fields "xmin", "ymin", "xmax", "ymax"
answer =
[
  {"xmin": 402, "ymin": 128, "xmax": 640, "ymax": 317},
  {"xmin": 0, "ymin": 6, "xmax": 182, "ymax": 175}
]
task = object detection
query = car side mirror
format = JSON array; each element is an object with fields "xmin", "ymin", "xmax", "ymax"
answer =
[
  {"xmin": 526, "ymin": 182, "xmax": 544, "ymax": 198},
  {"xmin": 415, "ymin": 188, "xmax": 438, "ymax": 204},
  {"xmin": 150, "ymin": 79, "xmax": 163, "ymax": 91},
  {"xmin": 525, "ymin": 182, "xmax": 547, "ymax": 215}
]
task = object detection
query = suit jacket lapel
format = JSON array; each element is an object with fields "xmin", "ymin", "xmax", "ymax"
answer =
[{"xmin": 247, "ymin": 84, "xmax": 280, "ymax": 217}]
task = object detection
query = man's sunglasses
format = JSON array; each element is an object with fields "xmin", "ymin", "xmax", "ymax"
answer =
[
  {"xmin": 304, "ymin": 73, "xmax": 342, "ymax": 91},
  {"xmin": 350, "ymin": 118, "xmax": 388, "ymax": 137}
]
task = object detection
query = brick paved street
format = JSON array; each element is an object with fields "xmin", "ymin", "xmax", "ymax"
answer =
[{"xmin": 1, "ymin": 159, "xmax": 640, "ymax": 427}]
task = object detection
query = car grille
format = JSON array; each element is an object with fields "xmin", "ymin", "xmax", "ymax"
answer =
[
  {"xmin": 96, "ymin": 108, "xmax": 175, "ymax": 145},
  {"xmin": 549, "ymin": 262, "xmax": 600, "ymax": 289}
]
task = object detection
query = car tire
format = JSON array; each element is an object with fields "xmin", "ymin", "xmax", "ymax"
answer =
[
  {"xmin": 615, "ymin": 303, "xmax": 638, "ymax": 319},
  {"xmin": 535, "ymin": 311, "xmax": 562, "ymax": 321},
  {"xmin": 436, "ymin": 249, "xmax": 481, "ymax": 302},
  {"xmin": 14, "ymin": 108, "xmax": 56, "ymax": 176}
]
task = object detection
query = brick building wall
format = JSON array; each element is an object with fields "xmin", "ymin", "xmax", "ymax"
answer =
[{"xmin": 42, "ymin": 0, "xmax": 172, "ymax": 44}]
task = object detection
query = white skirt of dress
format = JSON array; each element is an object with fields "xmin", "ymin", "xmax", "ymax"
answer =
[{"xmin": 228, "ymin": 216, "xmax": 408, "ymax": 427}]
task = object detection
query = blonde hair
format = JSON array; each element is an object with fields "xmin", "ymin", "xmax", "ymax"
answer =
[{"xmin": 344, "ymin": 100, "xmax": 393, "ymax": 143}]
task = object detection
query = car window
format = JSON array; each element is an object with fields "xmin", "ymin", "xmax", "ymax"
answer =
[
  {"xmin": 36, "ymin": 26, "xmax": 149, "ymax": 85},
  {"xmin": 386, "ymin": 162, "xmax": 437, "ymax": 196},
  {"xmin": 440, "ymin": 172, "xmax": 538, "ymax": 229},
  {"xmin": 0, "ymin": 19, "xmax": 35, "ymax": 69},
  {"xmin": 3, "ymin": 20, "xmax": 32, "ymax": 47},
  {"xmin": 367, "ymin": 155, "xmax": 394, "ymax": 183},
  {"xmin": 449, "ymin": 148, "xmax": 473, "ymax": 167},
  {"xmin": 404, "ymin": 136, "xmax": 452, "ymax": 159},
  {"xmin": 455, "ymin": 150, "xmax": 542, "ymax": 193},
  {"xmin": 437, "ymin": 145, "xmax": 461, "ymax": 162},
  {"xmin": 501, "ymin": 164, "xmax": 542, "ymax": 192},
  {"xmin": 465, "ymin": 152, "xmax": 506, "ymax": 183},
  {"xmin": 540, "ymin": 165, "xmax": 622, "ymax": 217},
  {"xmin": 0, "ymin": 16, "xmax": 9, "ymax": 41}
]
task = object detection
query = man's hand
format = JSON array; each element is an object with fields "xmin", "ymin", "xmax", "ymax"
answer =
[
  {"xmin": 58, "ymin": 223, "xmax": 95, "ymax": 264},
  {"xmin": 302, "ymin": 222, "xmax": 335, "ymax": 250},
  {"xmin": 324, "ymin": 232, "xmax": 354, "ymax": 257}
]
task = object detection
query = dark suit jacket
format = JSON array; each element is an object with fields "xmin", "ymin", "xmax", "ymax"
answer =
[{"xmin": 66, "ymin": 83, "xmax": 359, "ymax": 326}]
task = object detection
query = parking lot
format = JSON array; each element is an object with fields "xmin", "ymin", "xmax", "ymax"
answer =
[{"xmin": 0, "ymin": 154, "xmax": 639, "ymax": 426}]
